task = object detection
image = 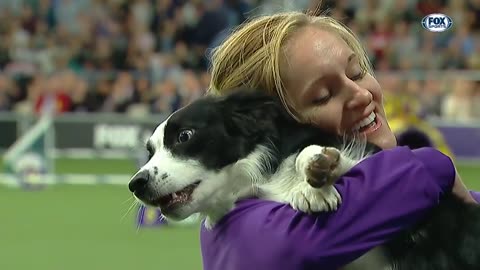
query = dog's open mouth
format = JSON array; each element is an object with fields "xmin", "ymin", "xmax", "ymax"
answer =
[{"xmin": 152, "ymin": 181, "xmax": 201, "ymax": 209}]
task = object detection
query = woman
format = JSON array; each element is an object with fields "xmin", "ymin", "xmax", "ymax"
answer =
[{"xmin": 200, "ymin": 11, "xmax": 479, "ymax": 269}]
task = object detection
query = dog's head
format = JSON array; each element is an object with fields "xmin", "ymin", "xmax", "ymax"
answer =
[{"xmin": 128, "ymin": 89, "xmax": 285, "ymax": 220}]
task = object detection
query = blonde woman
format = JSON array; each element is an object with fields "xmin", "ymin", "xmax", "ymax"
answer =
[{"xmin": 200, "ymin": 10, "xmax": 478, "ymax": 270}]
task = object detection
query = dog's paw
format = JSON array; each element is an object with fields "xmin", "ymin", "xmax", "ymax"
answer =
[
  {"xmin": 306, "ymin": 147, "xmax": 341, "ymax": 188},
  {"xmin": 296, "ymin": 146, "xmax": 341, "ymax": 188},
  {"xmin": 320, "ymin": 185, "xmax": 342, "ymax": 211},
  {"xmin": 289, "ymin": 182, "xmax": 341, "ymax": 213}
]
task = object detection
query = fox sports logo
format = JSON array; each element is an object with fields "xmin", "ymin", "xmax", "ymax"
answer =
[{"xmin": 422, "ymin": 13, "xmax": 453, "ymax": 32}]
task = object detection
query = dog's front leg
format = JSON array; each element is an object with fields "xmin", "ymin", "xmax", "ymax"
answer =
[{"xmin": 288, "ymin": 145, "xmax": 356, "ymax": 213}]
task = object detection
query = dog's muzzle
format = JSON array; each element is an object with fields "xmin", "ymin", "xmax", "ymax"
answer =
[
  {"xmin": 129, "ymin": 170, "xmax": 150, "ymax": 196},
  {"xmin": 129, "ymin": 169, "xmax": 200, "ymax": 207}
]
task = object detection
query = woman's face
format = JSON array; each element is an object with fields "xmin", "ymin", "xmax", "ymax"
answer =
[{"xmin": 281, "ymin": 26, "xmax": 396, "ymax": 149}]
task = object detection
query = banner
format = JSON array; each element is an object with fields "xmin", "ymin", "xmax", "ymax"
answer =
[
  {"xmin": 0, "ymin": 114, "xmax": 479, "ymax": 160},
  {"xmin": 53, "ymin": 121, "xmax": 159, "ymax": 150},
  {"xmin": 435, "ymin": 125, "xmax": 480, "ymax": 159}
]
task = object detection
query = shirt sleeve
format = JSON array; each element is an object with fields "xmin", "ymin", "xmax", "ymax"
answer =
[
  {"xmin": 200, "ymin": 146, "xmax": 457, "ymax": 270},
  {"xmin": 471, "ymin": 191, "xmax": 480, "ymax": 203}
]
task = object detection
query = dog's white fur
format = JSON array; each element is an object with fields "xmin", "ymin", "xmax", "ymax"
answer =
[
  {"xmin": 133, "ymin": 117, "xmax": 372, "ymax": 228},
  {"xmin": 132, "ymin": 118, "xmax": 394, "ymax": 269}
]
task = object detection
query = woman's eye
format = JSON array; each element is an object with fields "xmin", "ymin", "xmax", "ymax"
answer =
[
  {"xmin": 312, "ymin": 93, "xmax": 331, "ymax": 105},
  {"xmin": 177, "ymin": 129, "xmax": 194, "ymax": 143},
  {"xmin": 351, "ymin": 69, "xmax": 366, "ymax": 81}
]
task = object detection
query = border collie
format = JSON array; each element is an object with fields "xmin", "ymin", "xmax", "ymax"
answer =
[{"xmin": 129, "ymin": 89, "xmax": 480, "ymax": 270}]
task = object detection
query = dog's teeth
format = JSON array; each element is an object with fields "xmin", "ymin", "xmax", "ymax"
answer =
[{"xmin": 172, "ymin": 192, "xmax": 178, "ymax": 199}]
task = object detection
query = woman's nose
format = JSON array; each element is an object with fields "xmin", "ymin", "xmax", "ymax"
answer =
[{"xmin": 346, "ymin": 87, "xmax": 373, "ymax": 110}]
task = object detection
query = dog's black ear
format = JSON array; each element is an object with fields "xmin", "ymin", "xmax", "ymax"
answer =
[{"xmin": 220, "ymin": 89, "xmax": 284, "ymax": 138}]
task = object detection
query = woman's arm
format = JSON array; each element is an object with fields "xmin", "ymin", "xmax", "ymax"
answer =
[
  {"xmin": 471, "ymin": 191, "xmax": 480, "ymax": 203},
  {"xmin": 200, "ymin": 147, "xmax": 459, "ymax": 270}
]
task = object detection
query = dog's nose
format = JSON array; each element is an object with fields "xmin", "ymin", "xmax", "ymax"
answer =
[{"xmin": 129, "ymin": 170, "xmax": 150, "ymax": 193}]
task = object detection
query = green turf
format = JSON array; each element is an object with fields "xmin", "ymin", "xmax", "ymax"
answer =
[
  {"xmin": 0, "ymin": 158, "xmax": 137, "ymax": 174},
  {"xmin": 0, "ymin": 158, "xmax": 479, "ymax": 270},
  {"xmin": 0, "ymin": 157, "xmax": 138, "ymax": 174},
  {"xmin": 54, "ymin": 158, "xmax": 137, "ymax": 174},
  {"xmin": 458, "ymin": 163, "xmax": 480, "ymax": 190},
  {"xmin": 0, "ymin": 184, "xmax": 202, "ymax": 270}
]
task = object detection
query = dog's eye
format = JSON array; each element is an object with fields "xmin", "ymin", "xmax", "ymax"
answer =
[
  {"xmin": 178, "ymin": 129, "xmax": 194, "ymax": 143},
  {"xmin": 146, "ymin": 143, "xmax": 154, "ymax": 160}
]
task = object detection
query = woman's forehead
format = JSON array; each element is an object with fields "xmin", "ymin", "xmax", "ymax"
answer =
[
  {"xmin": 280, "ymin": 26, "xmax": 354, "ymax": 98},
  {"xmin": 283, "ymin": 26, "xmax": 352, "ymax": 69}
]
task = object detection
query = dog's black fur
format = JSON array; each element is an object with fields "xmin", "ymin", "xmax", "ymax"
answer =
[
  {"xmin": 135, "ymin": 87, "xmax": 479, "ymax": 269},
  {"xmin": 165, "ymin": 89, "xmax": 378, "ymax": 173},
  {"xmin": 179, "ymin": 89, "xmax": 480, "ymax": 270},
  {"xmin": 385, "ymin": 194, "xmax": 480, "ymax": 270}
]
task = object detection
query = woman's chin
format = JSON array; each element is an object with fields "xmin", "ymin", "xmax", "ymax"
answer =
[
  {"xmin": 366, "ymin": 117, "xmax": 397, "ymax": 150},
  {"xmin": 370, "ymin": 134, "xmax": 397, "ymax": 150}
]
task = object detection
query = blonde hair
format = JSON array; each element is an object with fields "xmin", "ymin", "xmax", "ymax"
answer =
[{"xmin": 208, "ymin": 11, "xmax": 374, "ymax": 121}]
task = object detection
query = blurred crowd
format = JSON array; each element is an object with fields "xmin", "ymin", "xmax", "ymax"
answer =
[
  {"xmin": 0, "ymin": 0, "xmax": 478, "ymax": 121},
  {"xmin": 379, "ymin": 74, "xmax": 480, "ymax": 122}
]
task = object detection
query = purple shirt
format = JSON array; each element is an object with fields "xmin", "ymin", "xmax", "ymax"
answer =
[{"xmin": 200, "ymin": 147, "xmax": 480, "ymax": 270}]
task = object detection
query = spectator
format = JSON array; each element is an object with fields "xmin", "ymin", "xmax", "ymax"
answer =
[
  {"xmin": 0, "ymin": 0, "xmax": 476, "ymax": 121},
  {"xmin": 70, "ymin": 77, "xmax": 90, "ymax": 112},
  {"xmin": 467, "ymin": 0, "xmax": 480, "ymax": 30},
  {"xmin": 84, "ymin": 77, "xmax": 113, "ymax": 112},
  {"xmin": 34, "ymin": 73, "xmax": 72, "ymax": 114},
  {"xmin": 420, "ymin": 78, "xmax": 446, "ymax": 117},
  {"xmin": 0, "ymin": 74, "xmax": 13, "ymax": 111},
  {"xmin": 132, "ymin": 75, "xmax": 152, "ymax": 105},
  {"xmin": 178, "ymin": 69, "xmax": 204, "ymax": 106},
  {"xmin": 151, "ymin": 78, "xmax": 181, "ymax": 114},
  {"xmin": 472, "ymin": 81, "xmax": 480, "ymax": 118},
  {"xmin": 441, "ymin": 79, "xmax": 474, "ymax": 122},
  {"xmin": 102, "ymin": 72, "xmax": 135, "ymax": 113}
]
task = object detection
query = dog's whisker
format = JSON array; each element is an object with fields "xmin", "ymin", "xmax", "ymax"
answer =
[
  {"xmin": 121, "ymin": 196, "xmax": 136, "ymax": 205},
  {"xmin": 121, "ymin": 199, "xmax": 140, "ymax": 222}
]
